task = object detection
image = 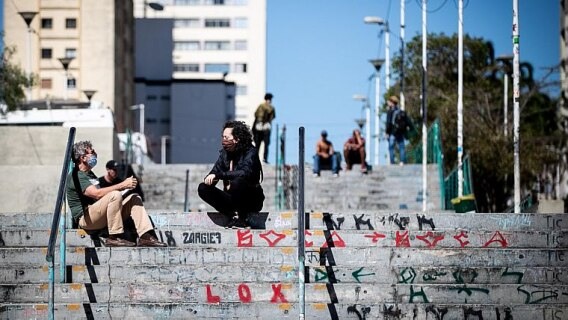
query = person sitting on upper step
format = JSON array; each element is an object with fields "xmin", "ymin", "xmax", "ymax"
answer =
[
  {"xmin": 198, "ymin": 120, "xmax": 265, "ymax": 229},
  {"xmin": 66, "ymin": 140, "xmax": 166, "ymax": 247},
  {"xmin": 98, "ymin": 159, "xmax": 145, "ymax": 201},
  {"xmin": 343, "ymin": 129, "xmax": 368, "ymax": 174},
  {"xmin": 313, "ymin": 130, "xmax": 340, "ymax": 177}
]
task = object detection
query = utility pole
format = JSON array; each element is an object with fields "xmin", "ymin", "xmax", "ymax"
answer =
[
  {"xmin": 512, "ymin": 0, "xmax": 521, "ymax": 213},
  {"xmin": 421, "ymin": 0, "xmax": 428, "ymax": 212},
  {"xmin": 457, "ymin": 0, "xmax": 464, "ymax": 198}
]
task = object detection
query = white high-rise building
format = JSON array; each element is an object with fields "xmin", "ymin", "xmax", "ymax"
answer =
[{"xmin": 133, "ymin": 0, "xmax": 266, "ymax": 126}]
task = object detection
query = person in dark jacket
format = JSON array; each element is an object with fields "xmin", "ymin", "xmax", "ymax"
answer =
[{"xmin": 198, "ymin": 120, "xmax": 265, "ymax": 228}]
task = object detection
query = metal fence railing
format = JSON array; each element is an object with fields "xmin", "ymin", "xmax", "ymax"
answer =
[{"xmin": 407, "ymin": 119, "xmax": 476, "ymax": 211}]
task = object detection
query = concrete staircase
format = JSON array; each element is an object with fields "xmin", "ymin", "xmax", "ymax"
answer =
[
  {"xmin": 141, "ymin": 163, "xmax": 442, "ymax": 213},
  {"xmin": 1, "ymin": 210, "xmax": 567, "ymax": 319}
]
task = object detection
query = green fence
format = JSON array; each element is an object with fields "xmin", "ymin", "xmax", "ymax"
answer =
[
  {"xmin": 407, "ymin": 119, "xmax": 476, "ymax": 211},
  {"xmin": 444, "ymin": 155, "xmax": 476, "ymax": 211}
]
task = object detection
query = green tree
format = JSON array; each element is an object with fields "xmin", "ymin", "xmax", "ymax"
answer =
[
  {"xmin": 389, "ymin": 33, "xmax": 565, "ymax": 212},
  {"xmin": 0, "ymin": 41, "xmax": 34, "ymax": 111}
]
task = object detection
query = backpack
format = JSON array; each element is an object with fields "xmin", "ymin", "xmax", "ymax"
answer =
[{"xmin": 392, "ymin": 109, "xmax": 408, "ymax": 135}]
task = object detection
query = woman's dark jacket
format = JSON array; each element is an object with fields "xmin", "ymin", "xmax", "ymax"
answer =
[{"xmin": 209, "ymin": 145, "xmax": 263, "ymax": 189}]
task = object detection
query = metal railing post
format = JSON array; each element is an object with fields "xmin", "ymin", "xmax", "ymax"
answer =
[
  {"xmin": 298, "ymin": 127, "xmax": 305, "ymax": 320},
  {"xmin": 184, "ymin": 169, "xmax": 189, "ymax": 212}
]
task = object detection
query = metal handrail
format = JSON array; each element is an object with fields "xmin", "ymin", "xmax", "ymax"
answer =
[
  {"xmin": 407, "ymin": 119, "xmax": 446, "ymax": 208},
  {"xmin": 46, "ymin": 127, "xmax": 76, "ymax": 320}
]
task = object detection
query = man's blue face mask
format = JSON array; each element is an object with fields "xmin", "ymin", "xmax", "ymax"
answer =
[{"xmin": 87, "ymin": 155, "xmax": 98, "ymax": 168}]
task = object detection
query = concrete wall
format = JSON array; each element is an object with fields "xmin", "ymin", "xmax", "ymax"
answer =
[{"xmin": 0, "ymin": 126, "xmax": 116, "ymax": 212}]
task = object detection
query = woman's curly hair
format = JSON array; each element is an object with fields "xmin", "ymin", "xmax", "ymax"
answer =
[{"xmin": 223, "ymin": 120, "xmax": 253, "ymax": 153}]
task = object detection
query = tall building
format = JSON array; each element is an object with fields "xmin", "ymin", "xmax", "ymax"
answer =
[
  {"xmin": 133, "ymin": 0, "xmax": 266, "ymax": 126},
  {"xmin": 3, "ymin": 0, "xmax": 135, "ymax": 131},
  {"xmin": 135, "ymin": 18, "xmax": 236, "ymax": 164}
]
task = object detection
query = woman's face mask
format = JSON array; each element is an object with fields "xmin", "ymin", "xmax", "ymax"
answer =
[
  {"xmin": 222, "ymin": 128, "xmax": 238, "ymax": 152},
  {"xmin": 222, "ymin": 139, "xmax": 236, "ymax": 152}
]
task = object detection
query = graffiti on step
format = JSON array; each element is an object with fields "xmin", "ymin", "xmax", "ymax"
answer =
[
  {"xmin": 182, "ymin": 232, "xmax": 221, "ymax": 245},
  {"xmin": 205, "ymin": 283, "xmax": 288, "ymax": 303}
]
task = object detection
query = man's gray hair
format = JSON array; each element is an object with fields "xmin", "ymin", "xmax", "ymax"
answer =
[{"xmin": 72, "ymin": 140, "xmax": 92, "ymax": 162}]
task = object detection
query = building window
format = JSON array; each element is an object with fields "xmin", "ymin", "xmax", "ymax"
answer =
[
  {"xmin": 174, "ymin": 0, "xmax": 201, "ymax": 5},
  {"xmin": 204, "ymin": 63, "xmax": 230, "ymax": 73},
  {"xmin": 234, "ymin": 17, "xmax": 248, "ymax": 28},
  {"xmin": 236, "ymin": 85, "xmax": 247, "ymax": 95},
  {"xmin": 174, "ymin": 18, "xmax": 200, "ymax": 28},
  {"xmin": 204, "ymin": 41, "xmax": 230, "ymax": 50},
  {"xmin": 174, "ymin": 63, "xmax": 200, "ymax": 72},
  {"xmin": 204, "ymin": 0, "xmax": 225, "ymax": 4},
  {"xmin": 65, "ymin": 18, "xmax": 77, "ymax": 29},
  {"xmin": 41, "ymin": 78, "xmax": 52, "ymax": 89},
  {"xmin": 65, "ymin": 48, "xmax": 77, "ymax": 58},
  {"xmin": 234, "ymin": 63, "xmax": 247, "ymax": 73},
  {"xmin": 174, "ymin": 41, "xmax": 200, "ymax": 51},
  {"xmin": 67, "ymin": 78, "xmax": 77, "ymax": 89},
  {"xmin": 234, "ymin": 40, "xmax": 247, "ymax": 50},
  {"xmin": 147, "ymin": 95, "xmax": 157, "ymax": 100},
  {"xmin": 161, "ymin": 95, "xmax": 171, "ymax": 101},
  {"xmin": 41, "ymin": 48, "xmax": 52, "ymax": 59},
  {"xmin": 41, "ymin": 18, "xmax": 53, "ymax": 29},
  {"xmin": 204, "ymin": 19, "xmax": 230, "ymax": 28}
]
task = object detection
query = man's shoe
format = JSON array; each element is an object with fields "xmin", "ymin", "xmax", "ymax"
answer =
[
  {"xmin": 105, "ymin": 237, "xmax": 136, "ymax": 247},
  {"xmin": 226, "ymin": 215, "xmax": 249, "ymax": 229},
  {"xmin": 138, "ymin": 234, "xmax": 167, "ymax": 247},
  {"xmin": 313, "ymin": 173, "xmax": 320, "ymax": 177},
  {"xmin": 333, "ymin": 173, "xmax": 339, "ymax": 177}
]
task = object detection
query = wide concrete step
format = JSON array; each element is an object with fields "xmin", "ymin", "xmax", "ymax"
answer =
[
  {"xmin": 3, "ymin": 302, "xmax": 565, "ymax": 320},
  {"xmin": 2, "ymin": 247, "xmax": 565, "ymax": 267},
  {"xmin": 1, "ymin": 228, "xmax": 566, "ymax": 249},
  {"xmin": 2, "ymin": 211, "xmax": 566, "ymax": 231},
  {"xmin": 3, "ymin": 283, "xmax": 568, "ymax": 304},
  {"xmin": 0, "ymin": 265, "xmax": 296, "ymax": 284},
  {"xmin": 2, "ymin": 265, "xmax": 566, "ymax": 285}
]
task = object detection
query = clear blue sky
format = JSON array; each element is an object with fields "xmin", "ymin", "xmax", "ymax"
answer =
[{"xmin": 267, "ymin": 0, "xmax": 560, "ymax": 165}]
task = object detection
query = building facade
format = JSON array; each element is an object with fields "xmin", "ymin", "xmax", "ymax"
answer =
[
  {"xmin": 3, "ymin": 0, "xmax": 135, "ymax": 131},
  {"xmin": 133, "ymin": 0, "xmax": 266, "ymax": 126},
  {"xmin": 135, "ymin": 18, "xmax": 235, "ymax": 164}
]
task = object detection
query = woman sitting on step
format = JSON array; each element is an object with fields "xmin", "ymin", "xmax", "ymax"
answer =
[{"xmin": 198, "ymin": 121, "xmax": 265, "ymax": 229}]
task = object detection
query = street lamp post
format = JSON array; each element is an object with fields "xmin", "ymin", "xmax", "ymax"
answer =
[
  {"xmin": 370, "ymin": 59, "xmax": 385, "ymax": 166},
  {"xmin": 400, "ymin": 0, "xmax": 406, "ymax": 110},
  {"xmin": 18, "ymin": 11, "xmax": 38, "ymax": 102},
  {"xmin": 421, "ymin": 0, "xmax": 428, "ymax": 212},
  {"xmin": 364, "ymin": 16, "xmax": 390, "ymax": 91},
  {"xmin": 353, "ymin": 95, "xmax": 370, "ymax": 165},
  {"xmin": 58, "ymin": 57, "xmax": 74, "ymax": 101},
  {"xmin": 512, "ymin": 0, "xmax": 521, "ymax": 213},
  {"xmin": 497, "ymin": 55, "xmax": 514, "ymax": 137},
  {"xmin": 82, "ymin": 90, "xmax": 97, "ymax": 104},
  {"xmin": 144, "ymin": 1, "xmax": 164, "ymax": 18},
  {"xmin": 457, "ymin": 0, "xmax": 464, "ymax": 198}
]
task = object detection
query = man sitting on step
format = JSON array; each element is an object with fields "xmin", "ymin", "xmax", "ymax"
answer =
[
  {"xmin": 313, "ymin": 130, "xmax": 340, "ymax": 177},
  {"xmin": 66, "ymin": 140, "xmax": 166, "ymax": 247}
]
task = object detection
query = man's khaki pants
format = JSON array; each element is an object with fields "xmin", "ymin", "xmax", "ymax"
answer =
[{"xmin": 79, "ymin": 191, "xmax": 153, "ymax": 236}]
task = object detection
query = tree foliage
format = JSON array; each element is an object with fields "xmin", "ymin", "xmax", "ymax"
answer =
[
  {"xmin": 0, "ymin": 43, "xmax": 34, "ymax": 112},
  {"xmin": 388, "ymin": 33, "xmax": 564, "ymax": 212}
]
